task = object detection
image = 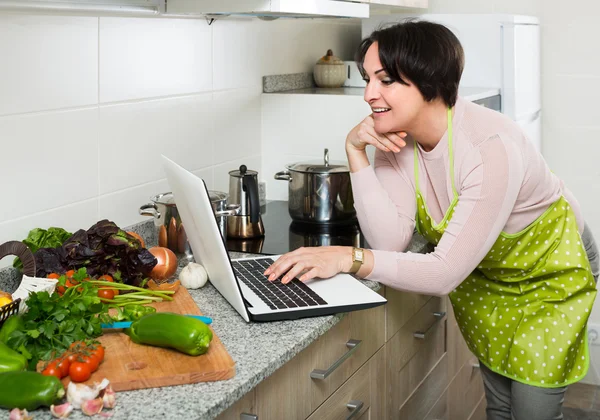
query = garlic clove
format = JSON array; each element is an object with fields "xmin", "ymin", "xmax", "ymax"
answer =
[
  {"xmin": 9, "ymin": 409, "xmax": 32, "ymax": 420},
  {"xmin": 67, "ymin": 378, "xmax": 111, "ymax": 409},
  {"xmin": 51, "ymin": 402, "xmax": 74, "ymax": 418},
  {"xmin": 81, "ymin": 397, "xmax": 104, "ymax": 416},
  {"xmin": 101, "ymin": 385, "xmax": 117, "ymax": 409}
]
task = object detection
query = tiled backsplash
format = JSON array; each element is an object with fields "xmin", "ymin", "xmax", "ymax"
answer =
[{"xmin": 0, "ymin": 14, "xmax": 360, "ymax": 267}]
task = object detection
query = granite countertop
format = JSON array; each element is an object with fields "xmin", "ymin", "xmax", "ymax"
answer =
[{"xmin": 0, "ymin": 226, "xmax": 430, "ymax": 420}]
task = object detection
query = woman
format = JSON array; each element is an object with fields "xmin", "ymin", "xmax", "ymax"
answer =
[{"xmin": 265, "ymin": 20, "xmax": 599, "ymax": 419}]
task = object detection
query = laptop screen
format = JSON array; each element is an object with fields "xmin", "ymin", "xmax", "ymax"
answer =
[{"xmin": 161, "ymin": 155, "xmax": 251, "ymax": 322}]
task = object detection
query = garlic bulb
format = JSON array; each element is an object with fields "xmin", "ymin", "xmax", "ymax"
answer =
[{"xmin": 180, "ymin": 262, "xmax": 208, "ymax": 289}]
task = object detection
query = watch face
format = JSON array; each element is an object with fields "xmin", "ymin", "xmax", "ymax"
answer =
[{"xmin": 356, "ymin": 249, "xmax": 364, "ymax": 261}]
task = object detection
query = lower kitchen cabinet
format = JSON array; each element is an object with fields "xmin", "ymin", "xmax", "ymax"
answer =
[{"xmin": 217, "ymin": 290, "xmax": 485, "ymax": 420}]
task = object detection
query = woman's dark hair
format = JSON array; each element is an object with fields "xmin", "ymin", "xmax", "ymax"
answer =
[{"xmin": 356, "ymin": 20, "xmax": 464, "ymax": 107}]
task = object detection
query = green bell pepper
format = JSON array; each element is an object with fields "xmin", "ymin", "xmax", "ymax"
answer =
[
  {"xmin": 0, "ymin": 341, "xmax": 27, "ymax": 373},
  {"xmin": 0, "ymin": 371, "xmax": 65, "ymax": 410},
  {"xmin": 0, "ymin": 315, "xmax": 24, "ymax": 344},
  {"xmin": 126, "ymin": 312, "xmax": 213, "ymax": 356}
]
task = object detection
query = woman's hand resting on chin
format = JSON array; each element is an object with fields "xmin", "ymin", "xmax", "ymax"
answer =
[
  {"xmin": 264, "ymin": 246, "xmax": 353, "ymax": 284},
  {"xmin": 346, "ymin": 114, "xmax": 407, "ymax": 154}
]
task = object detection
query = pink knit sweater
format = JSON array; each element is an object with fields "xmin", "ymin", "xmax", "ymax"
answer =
[{"xmin": 351, "ymin": 97, "xmax": 583, "ymax": 296}]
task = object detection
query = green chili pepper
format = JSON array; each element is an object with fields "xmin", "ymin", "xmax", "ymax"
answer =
[
  {"xmin": 0, "ymin": 341, "xmax": 27, "ymax": 373},
  {"xmin": 126, "ymin": 312, "xmax": 213, "ymax": 356},
  {"xmin": 0, "ymin": 371, "xmax": 65, "ymax": 410}
]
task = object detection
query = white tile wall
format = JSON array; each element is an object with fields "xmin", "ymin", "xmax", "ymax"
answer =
[
  {"xmin": 98, "ymin": 93, "xmax": 214, "ymax": 194},
  {"xmin": 0, "ymin": 108, "xmax": 99, "ymax": 221},
  {"xmin": 99, "ymin": 17, "xmax": 212, "ymax": 103},
  {"xmin": 0, "ymin": 13, "xmax": 359, "ymax": 269},
  {"xmin": 261, "ymin": 93, "xmax": 369, "ymax": 200},
  {"xmin": 212, "ymin": 86, "xmax": 262, "ymax": 164},
  {"xmin": 0, "ymin": 15, "xmax": 98, "ymax": 116}
]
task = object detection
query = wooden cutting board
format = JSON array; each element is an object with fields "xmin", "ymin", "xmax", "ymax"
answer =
[{"xmin": 72, "ymin": 287, "xmax": 235, "ymax": 391}]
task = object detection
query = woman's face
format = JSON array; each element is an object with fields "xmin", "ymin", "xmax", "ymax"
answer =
[{"xmin": 362, "ymin": 42, "xmax": 426, "ymax": 134}]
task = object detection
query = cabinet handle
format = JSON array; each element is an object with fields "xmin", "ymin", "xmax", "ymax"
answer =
[
  {"xmin": 240, "ymin": 414, "xmax": 258, "ymax": 420},
  {"xmin": 346, "ymin": 400, "xmax": 364, "ymax": 420},
  {"xmin": 413, "ymin": 312, "xmax": 446, "ymax": 339},
  {"xmin": 310, "ymin": 339, "xmax": 362, "ymax": 380}
]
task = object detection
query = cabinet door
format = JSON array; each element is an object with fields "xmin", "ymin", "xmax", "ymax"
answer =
[
  {"xmin": 369, "ymin": 0, "xmax": 427, "ymax": 7},
  {"xmin": 385, "ymin": 287, "xmax": 431, "ymax": 341},
  {"xmin": 448, "ymin": 355, "xmax": 485, "ymax": 420},
  {"xmin": 255, "ymin": 301, "xmax": 385, "ymax": 420},
  {"xmin": 387, "ymin": 297, "xmax": 447, "ymax": 419},
  {"xmin": 424, "ymin": 389, "xmax": 449, "ymax": 420},
  {"xmin": 214, "ymin": 389, "xmax": 256, "ymax": 420},
  {"xmin": 468, "ymin": 395, "xmax": 487, "ymax": 420}
]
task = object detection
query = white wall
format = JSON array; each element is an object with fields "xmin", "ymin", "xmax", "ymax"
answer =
[
  {"xmin": 0, "ymin": 12, "xmax": 360, "ymax": 267},
  {"xmin": 540, "ymin": 1, "xmax": 600, "ymax": 385}
]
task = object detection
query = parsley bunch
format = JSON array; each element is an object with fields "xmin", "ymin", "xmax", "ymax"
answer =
[{"xmin": 6, "ymin": 269, "xmax": 111, "ymax": 368}]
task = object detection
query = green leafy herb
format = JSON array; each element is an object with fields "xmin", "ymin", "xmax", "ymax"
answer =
[{"xmin": 5, "ymin": 270, "xmax": 111, "ymax": 368}]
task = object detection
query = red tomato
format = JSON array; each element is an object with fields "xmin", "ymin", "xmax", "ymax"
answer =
[
  {"xmin": 80, "ymin": 354, "xmax": 99, "ymax": 372},
  {"xmin": 42, "ymin": 365, "xmax": 62, "ymax": 379},
  {"xmin": 98, "ymin": 274, "xmax": 113, "ymax": 282},
  {"xmin": 65, "ymin": 270, "xmax": 75, "ymax": 278},
  {"xmin": 47, "ymin": 273, "xmax": 60, "ymax": 279},
  {"xmin": 56, "ymin": 358, "xmax": 70, "ymax": 378},
  {"xmin": 97, "ymin": 289, "xmax": 115, "ymax": 301},
  {"xmin": 89, "ymin": 344, "xmax": 105, "ymax": 364},
  {"xmin": 69, "ymin": 362, "xmax": 92, "ymax": 382}
]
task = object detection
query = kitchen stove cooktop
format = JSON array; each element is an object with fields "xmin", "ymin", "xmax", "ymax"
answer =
[{"xmin": 225, "ymin": 201, "xmax": 369, "ymax": 255}]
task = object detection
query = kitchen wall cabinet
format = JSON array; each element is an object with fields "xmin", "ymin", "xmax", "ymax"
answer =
[
  {"xmin": 339, "ymin": 0, "xmax": 428, "ymax": 9},
  {"xmin": 216, "ymin": 289, "xmax": 484, "ymax": 420},
  {"xmin": 0, "ymin": 0, "xmax": 161, "ymax": 14}
]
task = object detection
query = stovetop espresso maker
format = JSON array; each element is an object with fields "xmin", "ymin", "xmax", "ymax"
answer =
[{"xmin": 227, "ymin": 165, "xmax": 265, "ymax": 239}]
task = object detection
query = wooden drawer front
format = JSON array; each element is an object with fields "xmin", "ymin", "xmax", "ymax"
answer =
[
  {"xmin": 386, "ymin": 296, "xmax": 445, "ymax": 376},
  {"xmin": 448, "ymin": 356, "xmax": 484, "ymax": 420},
  {"xmin": 397, "ymin": 354, "xmax": 449, "ymax": 420},
  {"xmin": 310, "ymin": 293, "xmax": 385, "ymax": 405},
  {"xmin": 387, "ymin": 300, "xmax": 446, "ymax": 418},
  {"xmin": 446, "ymin": 298, "xmax": 473, "ymax": 380},
  {"xmin": 468, "ymin": 395, "xmax": 486, "ymax": 420},
  {"xmin": 385, "ymin": 286, "xmax": 431, "ymax": 341},
  {"xmin": 306, "ymin": 356, "xmax": 371, "ymax": 420},
  {"xmin": 424, "ymin": 389, "xmax": 448, "ymax": 420},
  {"xmin": 215, "ymin": 389, "xmax": 255, "ymax": 420},
  {"xmin": 256, "ymin": 303, "xmax": 384, "ymax": 420}
]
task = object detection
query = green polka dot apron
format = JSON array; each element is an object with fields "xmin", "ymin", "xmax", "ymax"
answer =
[{"xmin": 414, "ymin": 108, "xmax": 597, "ymax": 388}]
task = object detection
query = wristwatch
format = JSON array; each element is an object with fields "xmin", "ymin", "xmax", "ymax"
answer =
[{"xmin": 349, "ymin": 247, "xmax": 364, "ymax": 274}]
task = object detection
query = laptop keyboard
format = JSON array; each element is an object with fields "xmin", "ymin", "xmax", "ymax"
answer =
[{"xmin": 231, "ymin": 258, "xmax": 328, "ymax": 310}]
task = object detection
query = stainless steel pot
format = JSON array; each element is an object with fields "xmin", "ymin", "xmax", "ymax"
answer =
[
  {"xmin": 139, "ymin": 191, "xmax": 239, "ymax": 258},
  {"xmin": 274, "ymin": 148, "xmax": 356, "ymax": 224}
]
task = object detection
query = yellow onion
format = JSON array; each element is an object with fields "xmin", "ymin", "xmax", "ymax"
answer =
[{"xmin": 148, "ymin": 247, "xmax": 178, "ymax": 281}]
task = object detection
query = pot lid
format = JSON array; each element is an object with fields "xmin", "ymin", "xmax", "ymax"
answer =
[
  {"xmin": 285, "ymin": 148, "xmax": 349, "ymax": 174},
  {"xmin": 316, "ymin": 49, "xmax": 344, "ymax": 66}
]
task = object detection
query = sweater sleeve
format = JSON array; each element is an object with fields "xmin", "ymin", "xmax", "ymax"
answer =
[
  {"xmin": 366, "ymin": 135, "xmax": 524, "ymax": 296},
  {"xmin": 350, "ymin": 148, "xmax": 417, "ymax": 252}
]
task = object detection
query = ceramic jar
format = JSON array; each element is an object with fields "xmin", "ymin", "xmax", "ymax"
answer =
[{"xmin": 313, "ymin": 49, "xmax": 346, "ymax": 88}]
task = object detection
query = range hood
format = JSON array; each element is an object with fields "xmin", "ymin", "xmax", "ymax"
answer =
[{"xmin": 165, "ymin": 0, "xmax": 370, "ymax": 19}]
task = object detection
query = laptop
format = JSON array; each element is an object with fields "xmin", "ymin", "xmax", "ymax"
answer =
[{"xmin": 162, "ymin": 156, "xmax": 387, "ymax": 322}]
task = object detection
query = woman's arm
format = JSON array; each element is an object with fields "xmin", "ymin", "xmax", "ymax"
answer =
[{"xmin": 351, "ymin": 148, "xmax": 417, "ymax": 252}]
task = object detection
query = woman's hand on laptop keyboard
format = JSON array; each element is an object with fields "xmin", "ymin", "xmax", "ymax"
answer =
[{"xmin": 263, "ymin": 246, "xmax": 358, "ymax": 284}]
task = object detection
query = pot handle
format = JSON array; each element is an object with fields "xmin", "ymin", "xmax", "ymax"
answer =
[
  {"xmin": 274, "ymin": 171, "xmax": 291, "ymax": 182},
  {"xmin": 139, "ymin": 203, "xmax": 160, "ymax": 218},
  {"xmin": 215, "ymin": 204, "xmax": 241, "ymax": 217}
]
